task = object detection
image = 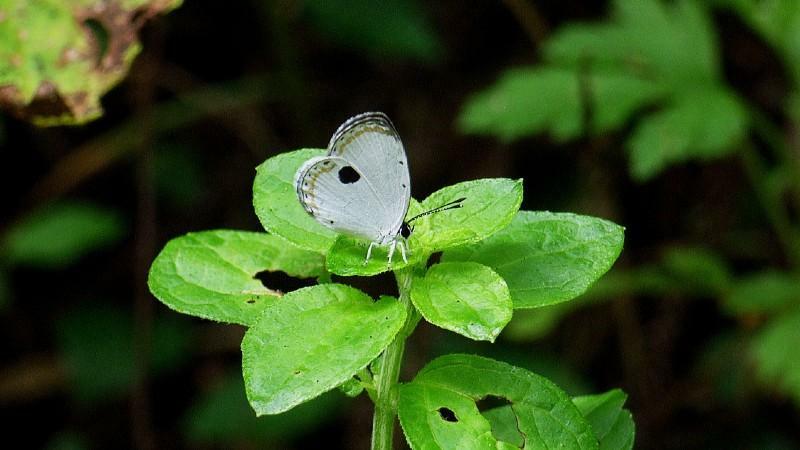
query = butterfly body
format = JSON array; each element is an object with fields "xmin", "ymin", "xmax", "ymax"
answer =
[{"xmin": 295, "ymin": 112, "xmax": 411, "ymax": 265}]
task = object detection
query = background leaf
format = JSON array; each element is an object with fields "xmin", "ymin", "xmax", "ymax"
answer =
[
  {"xmin": 411, "ymin": 262, "xmax": 512, "ymax": 342},
  {"xmin": 253, "ymin": 149, "xmax": 337, "ymax": 254},
  {"xmin": 444, "ymin": 211, "xmax": 624, "ymax": 308},
  {"xmin": 2, "ymin": 201, "xmax": 125, "ymax": 268},
  {"xmin": 184, "ymin": 371, "xmax": 341, "ymax": 445},
  {"xmin": 398, "ymin": 354, "xmax": 598, "ymax": 449},
  {"xmin": 57, "ymin": 305, "xmax": 191, "ymax": 404},
  {"xmin": 725, "ymin": 272, "xmax": 800, "ymax": 316},
  {"xmin": 148, "ymin": 230, "xmax": 323, "ymax": 326},
  {"xmin": 242, "ymin": 285, "xmax": 406, "ymax": 415},
  {"xmin": 751, "ymin": 309, "xmax": 800, "ymax": 404},
  {"xmin": 303, "ymin": 0, "xmax": 442, "ymax": 62}
]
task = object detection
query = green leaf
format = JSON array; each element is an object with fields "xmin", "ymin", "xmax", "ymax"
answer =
[
  {"xmin": 573, "ymin": 389, "xmax": 635, "ymax": 450},
  {"xmin": 326, "ymin": 179, "xmax": 522, "ymax": 276},
  {"xmin": 444, "ymin": 211, "xmax": 624, "ymax": 308},
  {"xmin": 0, "ymin": 0, "xmax": 181, "ymax": 125},
  {"xmin": 398, "ymin": 354, "xmax": 598, "ymax": 449},
  {"xmin": 545, "ymin": 0, "xmax": 718, "ymax": 85},
  {"xmin": 751, "ymin": 309, "xmax": 800, "ymax": 404},
  {"xmin": 184, "ymin": 371, "xmax": 340, "ymax": 445},
  {"xmin": 588, "ymin": 72, "xmax": 666, "ymax": 133},
  {"xmin": 148, "ymin": 230, "xmax": 323, "ymax": 326},
  {"xmin": 458, "ymin": 67, "xmax": 583, "ymax": 141},
  {"xmin": 660, "ymin": 246, "xmax": 732, "ymax": 295},
  {"xmin": 303, "ymin": 0, "xmax": 442, "ymax": 63},
  {"xmin": 242, "ymin": 284, "xmax": 406, "ymax": 415},
  {"xmin": 253, "ymin": 149, "xmax": 336, "ymax": 253},
  {"xmin": 725, "ymin": 272, "xmax": 800, "ymax": 316},
  {"xmin": 57, "ymin": 305, "xmax": 191, "ymax": 404},
  {"xmin": 502, "ymin": 301, "xmax": 581, "ymax": 341},
  {"xmin": 2, "ymin": 201, "xmax": 125, "ymax": 268},
  {"xmin": 481, "ymin": 406, "xmax": 525, "ymax": 448},
  {"xmin": 411, "ymin": 262, "xmax": 512, "ymax": 342},
  {"xmin": 627, "ymin": 88, "xmax": 747, "ymax": 181}
]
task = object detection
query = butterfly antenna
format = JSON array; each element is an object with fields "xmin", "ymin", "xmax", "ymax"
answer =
[{"xmin": 407, "ymin": 197, "xmax": 466, "ymax": 223}]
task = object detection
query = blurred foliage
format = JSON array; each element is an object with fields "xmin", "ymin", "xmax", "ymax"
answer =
[
  {"xmin": 303, "ymin": 0, "xmax": 442, "ymax": 62},
  {"xmin": 184, "ymin": 372, "xmax": 342, "ymax": 445},
  {"xmin": 459, "ymin": 0, "xmax": 748, "ymax": 180},
  {"xmin": 2, "ymin": 201, "xmax": 125, "ymax": 269},
  {"xmin": 752, "ymin": 310, "xmax": 800, "ymax": 404},
  {"xmin": 56, "ymin": 305, "xmax": 192, "ymax": 403},
  {"xmin": 0, "ymin": 0, "xmax": 181, "ymax": 125}
]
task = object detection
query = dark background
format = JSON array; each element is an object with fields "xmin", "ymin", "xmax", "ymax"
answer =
[{"xmin": 1, "ymin": 1, "xmax": 799, "ymax": 449}]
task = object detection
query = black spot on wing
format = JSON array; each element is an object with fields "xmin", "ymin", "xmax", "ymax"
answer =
[{"xmin": 338, "ymin": 165, "xmax": 360, "ymax": 184}]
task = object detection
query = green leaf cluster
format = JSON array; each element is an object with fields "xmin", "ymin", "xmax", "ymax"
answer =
[
  {"xmin": 458, "ymin": 0, "xmax": 749, "ymax": 180},
  {"xmin": 148, "ymin": 148, "xmax": 629, "ymax": 446}
]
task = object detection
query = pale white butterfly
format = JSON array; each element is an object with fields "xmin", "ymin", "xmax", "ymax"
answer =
[{"xmin": 294, "ymin": 112, "xmax": 463, "ymax": 266}]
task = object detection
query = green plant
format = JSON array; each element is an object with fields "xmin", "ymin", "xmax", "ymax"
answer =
[
  {"xmin": 148, "ymin": 146, "xmax": 633, "ymax": 449},
  {"xmin": 458, "ymin": 0, "xmax": 800, "ymax": 412}
]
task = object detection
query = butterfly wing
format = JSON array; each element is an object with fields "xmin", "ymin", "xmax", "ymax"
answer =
[{"xmin": 296, "ymin": 112, "xmax": 411, "ymax": 243}]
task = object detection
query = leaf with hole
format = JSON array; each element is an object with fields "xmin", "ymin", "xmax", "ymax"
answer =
[
  {"xmin": 410, "ymin": 262, "xmax": 512, "ymax": 342},
  {"xmin": 148, "ymin": 230, "xmax": 324, "ymax": 326},
  {"xmin": 242, "ymin": 284, "xmax": 406, "ymax": 415},
  {"xmin": 443, "ymin": 211, "xmax": 624, "ymax": 308},
  {"xmin": 253, "ymin": 149, "xmax": 336, "ymax": 253},
  {"xmin": 398, "ymin": 354, "xmax": 598, "ymax": 449}
]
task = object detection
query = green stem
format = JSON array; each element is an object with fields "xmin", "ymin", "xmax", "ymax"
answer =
[
  {"xmin": 740, "ymin": 142, "xmax": 800, "ymax": 267},
  {"xmin": 371, "ymin": 268, "xmax": 418, "ymax": 450}
]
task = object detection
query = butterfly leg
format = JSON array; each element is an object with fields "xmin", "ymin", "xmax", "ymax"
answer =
[
  {"xmin": 387, "ymin": 240, "xmax": 397, "ymax": 267},
  {"xmin": 364, "ymin": 242, "xmax": 376, "ymax": 265},
  {"xmin": 398, "ymin": 240, "xmax": 408, "ymax": 263}
]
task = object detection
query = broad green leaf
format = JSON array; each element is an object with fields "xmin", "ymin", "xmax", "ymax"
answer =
[
  {"xmin": 253, "ymin": 149, "xmax": 336, "ymax": 253},
  {"xmin": 242, "ymin": 284, "xmax": 406, "ymax": 415},
  {"xmin": 751, "ymin": 309, "xmax": 800, "ymax": 404},
  {"xmin": 398, "ymin": 354, "xmax": 598, "ymax": 449},
  {"xmin": 443, "ymin": 211, "xmax": 624, "ymax": 308},
  {"xmin": 148, "ymin": 230, "xmax": 323, "ymax": 326},
  {"xmin": 414, "ymin": 179, "xmax": 523, "ymax": 252},
  {"xmin": 0, "ymin": 0, "xmax": 181, "ymax": 125},
  {"xmin": 458, "ymin": 68, "xmax": 583, "ymax": 141},
  {"xmin": 184, "ymin": 371, "xmax": 340, "ymax": 445},
  {"xmin": 572, "ymin": 390, "xmax": 635, "ymax": 450},
  {"xmin": 627, "ymin": 87, "xmax": 747, "ymax": 181},
  {"xmin": 411, "ymin": 262, "xmax": 512, "ymax": 342},
  {"xmin": 725, "ymin": 272, "xmax": 800, "ymax": 316},
  {"xmin": 303, "ymin": 0, "xmax": 442, "ymax": 63},
  {"xmin": 57, "ymin": 305, "xmax": 191, "ymax": 403},
  {"xmin": 2, "ymin": 201, "xmax": 125, "ymax": 268},
  {"xmin": 326, "ymin": 179, "xmax": 522, "ymax": 276}
]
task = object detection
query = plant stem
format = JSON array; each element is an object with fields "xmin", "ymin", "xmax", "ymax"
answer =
[{"xmin": 371, "ymin": 268, "xmax": 417, "ymax": 450}]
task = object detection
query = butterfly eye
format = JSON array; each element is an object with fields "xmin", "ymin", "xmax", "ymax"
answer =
[{"xmin": 400, "ymin": 222, "xmax": 412, "ymax": 239}]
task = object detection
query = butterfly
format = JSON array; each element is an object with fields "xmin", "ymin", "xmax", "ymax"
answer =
[{"xmin": 294, "ymin": 112, "xmax": 463, "ymax": 266}]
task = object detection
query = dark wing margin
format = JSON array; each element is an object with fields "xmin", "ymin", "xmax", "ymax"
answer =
[{"xmin": 328, "ymin": 111, "xmax": 400, "ymax": 155}]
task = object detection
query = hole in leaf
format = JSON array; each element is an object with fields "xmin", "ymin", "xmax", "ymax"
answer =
[
  {"xmin": 476, "ymin": 395, "xmax": 512, "ymax": 412},
  {"xmin": 438, "ymin": 407, "xmax": 458, "ymax": 422},
  {"xmin": 253, "ymin": 270, "xmax": 315, "ymax": 293},
  {"xmin": 427, "ymin": 251, "xmax": 443, "ymax": 266},
  {"xmin": 246, "ymin": 298, "xmax": 256, "ymax": 304},
  {"xmin": 83, "ymin": 19, "xmax": 109, "ymax": 65},
  {"xmin": 332, "ymin": 271, "xmax": 397, "ymax": 299}
]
